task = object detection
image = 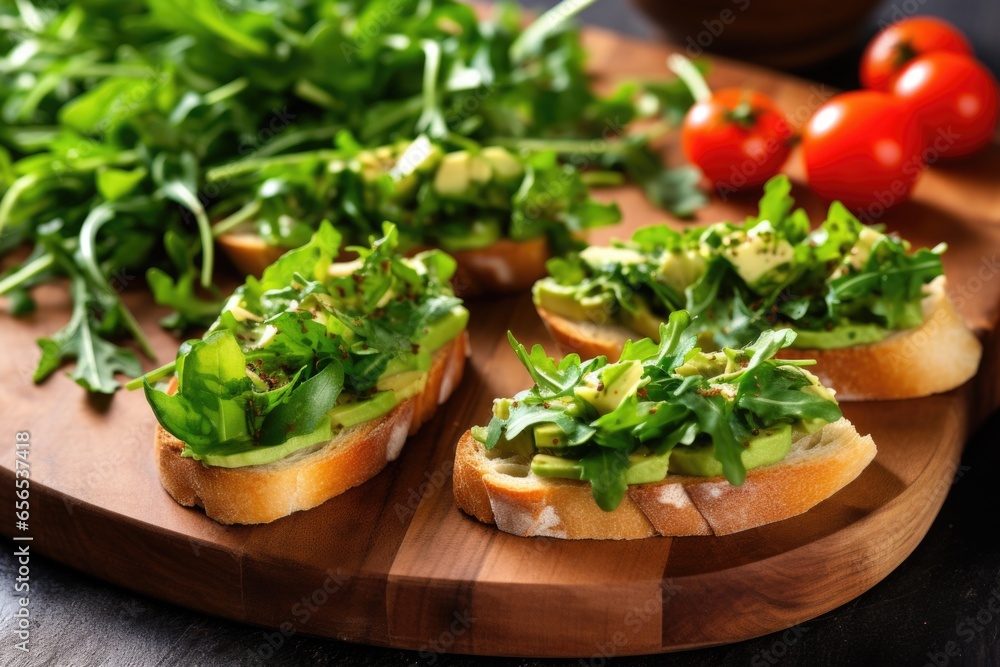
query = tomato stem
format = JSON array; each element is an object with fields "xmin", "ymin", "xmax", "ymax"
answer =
[
  {"xmin": 726, "ymin": 100, "xmax": 758, "ymax": 128},
  {"xmin": 667, "ymin": 54, "xmax": 711, "ymax": 104},
  {"xmin": 893, "ymin": 41, "xmax": 920, "ymax": 69}
]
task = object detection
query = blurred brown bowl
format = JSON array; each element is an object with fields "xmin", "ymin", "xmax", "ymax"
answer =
[{"xmin": 632, "ymin": 0, "xmax": 881, "ymax": 70}]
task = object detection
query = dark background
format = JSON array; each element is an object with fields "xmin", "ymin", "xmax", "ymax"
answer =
[
  {"xmin": 3, "ymin": 1, "xmax": 1000, "ymax": 666},
  {"xmin": 567, "ymin": 0, "xmax": 1000, "ymax": 86}
]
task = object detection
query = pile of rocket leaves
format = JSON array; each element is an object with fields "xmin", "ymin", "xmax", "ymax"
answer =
[
  {"xmin": 145, "ymin": 220, "xmax": 464, "ymax": 459},
  {"xmin": 479, "ymin": 311, "xmax": 843, "ymax": 511},
  {"xmin": 543, "ymin": 175, "xmax": 945, "ymax": 349},
  {"xmin": 0, "ymin": 0, "xmax": 704, "ymax": 394}
]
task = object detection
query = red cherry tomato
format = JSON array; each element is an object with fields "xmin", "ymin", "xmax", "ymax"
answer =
[
  {"xmin": 861, "ymin": 16, "xmax": 972, "ymax": 91},
  {"xmin": 681, "ymin": 89, "xmax": 792, "ymax": 191},
  {"xmin": 802, "ymin": 91, "xmax": 924, "ymax": 214},
  {"xmin": 891, "ymin": 52, "xmax": 999, "ymax": 158}
]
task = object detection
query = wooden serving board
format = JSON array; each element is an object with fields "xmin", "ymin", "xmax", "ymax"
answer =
[{"xmin": 3, "ymin": 28, "xmax": 1000, "ymax": 657}]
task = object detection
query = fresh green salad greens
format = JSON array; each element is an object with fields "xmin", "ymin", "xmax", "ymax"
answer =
[
  {"xmin": 535, "ymin": 175, "xmax": 946, "ymax": 349},
  {"xmin": 142, "ymin": 222, "xmax": 467, "ymax": 465},
  {"xmin": 212, "ymin": 137, "xmax": 619, "ymax": 257},
  {"xmin": 0, "ymin": 0, "xmax": 702, "ymax": 394},
  {"xmin": 473, "ymin": 311, "xmax": 842, "ymax": 511}
]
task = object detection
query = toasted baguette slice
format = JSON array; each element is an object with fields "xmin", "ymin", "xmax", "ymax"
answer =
[
  {"xmin": 538, "ymin": 276, "xmax": 982, "ymax": 401},
  {"xmin": 454, "ymin": 418, "xmax": 876, "ymax": 540},
  {"xmin": 156, "ymin": 331, "xmax": 469, "ymax": 525},
  {"xmin": 217, "ymin": 230, "xmax": 549, "ymax": 297}
]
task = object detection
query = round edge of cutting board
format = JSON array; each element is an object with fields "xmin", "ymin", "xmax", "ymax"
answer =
[
  {"xmin": 374, "ymin": 403, "xmax": 967, "ymax": 656},
  {"xmin": 0, "ymin": 394, "xmax": 964, "ymax": 659}
]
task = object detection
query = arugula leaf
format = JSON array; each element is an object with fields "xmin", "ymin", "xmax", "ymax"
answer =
[
  {"xmin": 143, "ymin": 222, "xmax": 467, "ymax": 458},
  {"xmin": 750, "ymin": 174, "xmax": 808, "ymax": 243},
  {"xmin": 647, "ymin": 311, "xmax": 697, "ymax": 372},
  {"xmin": 147, "ymin": 230, "xmax": 223, "ymax": 331},
  {"xmin": 481, "ymin": 309, "xmax": 843, "ymax": 509},
  {"xmin": 144, "ymin": 330, "xmax": 251, "ymax": 449},
  {"xmin": 257, "ymin": 361, "xmax": 345, "ymax": 447},
  {"xmin": 604, "ymin": 139, "xmax": 707, "ymax": 218},
  {"xmin": 5, "ymin": 0, "xmax": 697, "ymax": 396},
  {"xmin": 34, "ymin": 275, "xmax": 141, "ymax": 395},
  {"xmin": 501, "ymin": 403, "xmax": 596, "ymax": 446},
  {"xmin": 537, "ymin": 174, "xmax": 946, "ymax": 351},
  {"xmin": 737, "ymin": 328, "xmax": 799, "ymax": 373},
  {"xmin": 734, "ymin": 364, "xmax": 842, "ymax": 426},
  {"xmin": 579, "ymin": 448, "xmax": 630, "ymax": 511},
  {"xmin": 676, "ymin": 391, "xmax": 746, "ymax": 486},
  {"xmin": 508, "ymin": 331, "xmax": 591, "ymax": 397}
]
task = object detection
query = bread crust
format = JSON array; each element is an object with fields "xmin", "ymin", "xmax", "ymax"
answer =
[
  {"xmin": 538, "ymin": 276, "xmax": 982, "ymax": 400},
  {"xmin": 217, "ymin": 231, "xmax": 550, "ymax": 297},
  {"xmin": 775, "ymin": 277, "xmax": 982, "ymax": 400},
  {"xmin": 453, "ymin": 418, "xmax": 876, "ymax": 539},
  {"xmin": 156, "ymin": 331, "xmax": 469, "ymax": 525}
]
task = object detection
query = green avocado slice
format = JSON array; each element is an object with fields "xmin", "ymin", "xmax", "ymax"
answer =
[
  {"xmin": 192, "ymin": 306, "xmax": 468, "ymax": 468},
  {"xmin": 669, "ymin": 423, "xmax": 792, "ymax": 477}
]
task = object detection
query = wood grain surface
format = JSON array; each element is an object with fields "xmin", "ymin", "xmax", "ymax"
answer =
[{"xmin": 2, "ymin": 27, "xmax": 999, "ymax": 657}]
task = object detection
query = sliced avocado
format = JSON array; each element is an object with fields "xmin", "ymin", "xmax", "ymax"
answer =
[
  {"xmin": 381, "ymin": 348, "xmax": 432, "ymax": 379},
  {"xmin": 377, "ymin": 369, "xmax": 427, "ymax": 401},
  {"xmin": 657, "ymin": 250, "xmax": 707, "ymax": 293},
  {"xmin": 414, "ymin": 142, "xmax": 444, "ymax": 175},
  {"xmin": 530, "ymin": 454, "xmax": 584, "ymax": 480},
  {"xmin": 481, "ymin": 146, "xmax": 524, "ymax": 183},
  {"xmin": 669, "ymin": 423, "xmax": 793, "ymax": 477},
  {"xmin": 491, "ymin": 430, "xmax": 535, "ymax": 458},
  {"xmin": 620, "ymin": 302, "xmax": 665, "ymax": 341},
  {"xmin": 196, "ymin": 420, "xmax": 334, "ymax": 468},
  {"xmin": 416, "ymin": 306, "xmax": 469, "ymax": 353},
  {"xmin": 790, "ymin": 323, "xmax": 888, "ymax": 350},
  {"xmin": 797, "ymin": 367, "xmax": 838, "ymax": 402},
  {"xmin": 433, "ymin": 151, "xmax": 470, "ymax": 197},
  {"xmin": 674, "ymin": 350, "xmax": 729, "ymax": 378},
  {"xmin": 841, "ymin": 226, "xmax": 882, "ymax": 272},
  {"xmin": 466, "ymin": 155, "xmax": 493, "ymax": 183},
  {"xmin": 533, "ymin": 422, "xmax": 569, "ymax": 449},
  {"xmin": 574, "ymin": 360, "xmax": 645, "ymax": 415},
  {"xmin": 492, "ymin": 397, "xmax": 514, "ymax": 420},
  {"xmin": 437, "ymin": 218, "xmax": 502, "ymax": 252},
  {"xmin": 624, "ymin": 450, "xmax": 671, "ymax": 485},
  {"xmin": 722, "ymin": 221, "xmax": 795, "ymax": 289},
  {"xmin": 329, "ymin": 390, "xmax": 398, "ymax": 429},
  {"xmin": 533, "ymin": 281, "xmax": 601, "ymax": 322},
  {"xmin": 534, "ymin": 280, "xmax": 662, "ymax": 339},
  {"xmin": 579, "ymin": 245, "xmax": 647, "ymax": 268},
  {"xmin": 794, "ymin": 417, "xmax": 828, "ymax": 435}
]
